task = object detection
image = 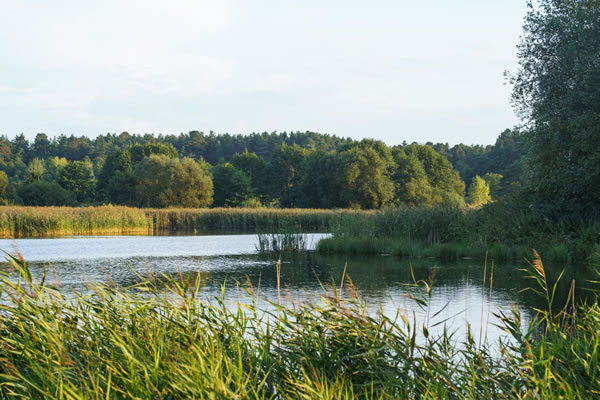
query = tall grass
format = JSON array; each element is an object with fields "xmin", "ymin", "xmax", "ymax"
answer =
[
  {"xmin": 0, "ymin": 205, "xmax": 152, "ymax": 237},
  {"xmin": 256, "ymin": 233, "xmax": 308, "ymax": 252},
  {"xmin": 147, "ymin": 207, "xmax": 345, "ymax": 234},
  {"xmin": 0, "ymin": 252, "xmax": 598, "ymax": 398},
  {"xmin": 319, "ymin": 206, "xmax": 600, "ymax": 265},
  {"xmin": 0, "ymin": 206, "xmax": 354, "ymax": 237},
  {"xmin": 2, "ymin": 205, "xmax": 598, "ymax": 265}
]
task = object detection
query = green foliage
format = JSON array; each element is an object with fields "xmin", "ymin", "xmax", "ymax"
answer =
[
  {"xmin": 0, "ymin": 171, "xmax": 7, "ymax": 197},
  {"xmin": 393, "ymin": 144, "xmax": 465, "ymax": 207},
  {"xmin": 133, "ymin": 155, "xmax": 213, "ymax": 208},
  {"xmin": 58, "ymin": 160, "xmax": 95, "ymax": 202},
  {"xmin": 32, "ymin": 133, "xmax": 51, "ymax": 159},
  {"xmin": 239, "ymin": 197, "xmax": 263, "ymax": 208},
  {"xmin": 482, "ymin": 172, "xmax": 502, "ymax": 199},
  {"xmin": 434, "ymin": 128, "xmax": 526, "ymax": 186},
  {"xmin": 268, "ymin": 143, "xmax": 310, "ymax": 207},
  {"xmin": 299, "ymin": 150, "xmax": 348, "ymax": 208},
  {"xmin": 129, "ymin": 141, "xmax": 179, "ymax": 163},
  {"xmin": 105, "ymin": 171, "xmax": 136, "ymax": 205},
  {"xmin": 43, "ymin": 156, "xmax": 68, "ymax": 182},
  {"xmin": 230, "ymin": 149, "xmax": 268, "ymax": 200},
  {"xmin": 0, "ymin": 130, "xmax": 518, "ymax": 209},
  {"xmin": 467, "ymin": 175, "xmax": 492, "ymax": 206},
  {"xmin": 96, "ymin": 149, "xmax": 134, "ymax": 204},
  {"xmin": 212, "ymin": 162, "xmax": 252, "ymax": 207},
  {"xmin": 25, "ymin": 158, "xmax": 46, "ymax": 183},
  {"xmin": 343, "ymin": 141, "xmax": 394, "ymax": 209},
  {"xmin": 18, "ymin": 181, "xmax": 76, "ymax": 206},
  {"xmin": 510, "ymin": 0, "xmax": 600, "ymax": 217}
]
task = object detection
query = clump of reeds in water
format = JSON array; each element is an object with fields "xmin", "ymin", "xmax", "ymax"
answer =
[
  {"xmin": 256, "ymin": 232, "xmax": 308, "ymax": 252},
  {"xmin": 0, "ymin": 251, "xmax": 598, "ymax": 398}
]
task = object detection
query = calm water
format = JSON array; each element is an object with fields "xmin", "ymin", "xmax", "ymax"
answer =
[{"xmin": 0, "ymin": 233, "xmax": 548, "ymax": 345}]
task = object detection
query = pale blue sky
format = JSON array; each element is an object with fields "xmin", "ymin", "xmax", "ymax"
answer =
[{"xmin": 0, "ymin": 0, "xmax": 527, "ymax": 145}]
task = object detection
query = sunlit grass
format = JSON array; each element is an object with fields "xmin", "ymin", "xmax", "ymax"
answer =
[
  {"xmin": 0, "ymin": 252, "xmax": 598, "ymax": 398},
  {"xmin": 0, "ymin": 206, "xmax": 358, "ymax": 237},
  {"xmin": 0, "ymin": 205, "xmax": 152, "ymax": 237}
]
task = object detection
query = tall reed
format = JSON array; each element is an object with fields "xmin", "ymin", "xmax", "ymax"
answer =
[
  {"xmin": 0, "ymin": 206, "xmax": 355, "ymax": 237},
  {"xmin": 0, "ymin": 205, "xmax": 152, "ymax": 237},
  {"xmin": 0, "ymin": 252, "xmax": 597, "ymax": 398}
]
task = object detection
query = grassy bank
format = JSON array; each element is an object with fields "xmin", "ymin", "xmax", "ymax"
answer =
[
  {"xmin": 0, "ymin": 206, "xmax": 356, "ymax": 237},
  {"xmin": 0, "ymin": 254, "xmax": 598, "ymax": 398},
  {"xmin": 318, "ymin": 206, "xmax": 600, "ymax": 266}
]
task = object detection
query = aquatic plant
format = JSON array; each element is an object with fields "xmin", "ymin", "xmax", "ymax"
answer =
[
  {"xmin": 0, "ymin": 252, "xmax": 598, "ymax": 398},
  {"xmin": 0, "ymin": 206, "xmax": 350, "ymax": 237}
]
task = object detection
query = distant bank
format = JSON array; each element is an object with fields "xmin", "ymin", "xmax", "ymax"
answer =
[{"xmin": 0, "ymin": 205, "xmax": 352, "ymax": 237}]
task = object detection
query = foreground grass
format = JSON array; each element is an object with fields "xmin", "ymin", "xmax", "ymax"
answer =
[
  {"xmin": 0, "ymin": 253, "xmax": 598, "ymax": 399},
  {"xmin": 0, "ymin": 206, "xmax": 357, "ymax": 237}
]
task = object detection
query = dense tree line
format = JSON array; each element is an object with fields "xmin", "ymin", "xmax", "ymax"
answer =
[
  {"xmin": 509, "ymin": 0, "xmax": 600, "ymax": 219},
  {"xmin": 0, "ymin": 129, "xmax": 524, "ymax": 209}
]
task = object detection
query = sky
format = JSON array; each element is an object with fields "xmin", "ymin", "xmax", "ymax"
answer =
[{"xmin": 0, "ymin": 0, "xmax": 528, "ymax": 146}]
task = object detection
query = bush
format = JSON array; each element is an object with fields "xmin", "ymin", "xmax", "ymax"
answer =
[{"xmin": 18, "ymin": 181, "xmax": 76, "ymax": 206}]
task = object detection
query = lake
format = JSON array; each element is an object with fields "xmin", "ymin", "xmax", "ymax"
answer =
[{"xmin": 0, "ymin": 233, "xmax": 546, "ymax": 346}]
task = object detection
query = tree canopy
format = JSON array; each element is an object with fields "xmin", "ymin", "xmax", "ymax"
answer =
[
  {"xmin": 0, "ymin": 130, "xmax": 526, "ymax": 209},
  {"xmin": 133, "ymin": 155, "xmax": 213, "ymax": 208},
  {"xmin": 467, "ymin": 176, "xmax": 492, "ymax": 207},
  {"xmin": 510, "ymin": 0, "xmax": 600, "ymax": 217}
]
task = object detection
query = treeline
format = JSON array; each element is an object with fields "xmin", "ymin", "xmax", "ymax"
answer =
[{"xmin": 0, "ymin": 129, "xmax": 525, "ymax": 209}]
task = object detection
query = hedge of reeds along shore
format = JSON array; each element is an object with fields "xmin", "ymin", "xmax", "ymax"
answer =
[
  {"xmin": 0, "ymin": 206, "xmax": 356, "ymax": 237},
  {"xmin": 0, "ymin": 205, "xmax": 152, "ymax": 237},
  {"xmin": 146, "ymin": 207, "xmax": 355, "ymax": 233},
  {"xmin": 0, "ymin": 253, "xmax": 599, "ymax": 399},
  {"xmin": 319, "ymin": 206, "xmax": 600, "ymax": 265}
]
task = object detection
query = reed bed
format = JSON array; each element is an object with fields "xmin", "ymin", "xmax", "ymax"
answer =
[
  {"xmin": 0, "ymin": 205, "xmax": 152, "ymax": 237},
  {"xmin": 146, "ymin": 207, "xmax": 350, "ymax": 233},
  {"xmin": 0, "ymin": 206, "xmax": 356, "ymax": 237},
  {"xmin": 256, "ymin": 232, "xmax": 309, "ymax": 252},
  {"xmin": 1, "ymin": 205, "xmax": 597, "ymax": 265},
  {"xmin": 0, "ymin": 253, "xmax": 598, "ymax": 398},
  {"xmin": 320, "ymin": 207, "xmax": 600, "ymax": 265}
]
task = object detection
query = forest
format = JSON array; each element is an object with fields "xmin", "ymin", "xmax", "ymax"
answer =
[{"xmin": 0, "ymin": 128, "xmax": 525, "ymax": 210}]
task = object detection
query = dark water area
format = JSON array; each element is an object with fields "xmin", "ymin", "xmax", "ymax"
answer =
[{"xmin": 0, "ymin": 233, "xmax": 596, "ymax": 346}]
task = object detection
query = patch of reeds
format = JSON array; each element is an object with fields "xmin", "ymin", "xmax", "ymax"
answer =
[
  {"xmin": 0, "ymin": 206, "xmax": 358, "ymax": 237},
  {"xmin": 0, "ymin": 252, "xmax": 598, "ymax": 398},
  {"xmin": 329, "ymin": 207, "xmax": 469, "ymax": 245},
  {"xmin": 0, "ymin": 205, "xmax": 152, "ymax": 237},
  {"xmin": 320, "ymin": 206, "xmax": 600, "ymax": 265},
  {"xmin": 256, "ymin": 232, "xmax": 308, "ymax": 252},
  {"xmin": 147, "ymin": 208, "xmax": 348, "ymax": 234}
]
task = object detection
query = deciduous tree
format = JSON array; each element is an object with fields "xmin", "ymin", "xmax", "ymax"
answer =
[{"xmin": 510, "ymin": 0, "xmax": 600, "ymax": 217}]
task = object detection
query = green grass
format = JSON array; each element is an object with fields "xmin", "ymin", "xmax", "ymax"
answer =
[{"xmin": 0, "ymin": 253, "xmax": 598, "ymax": 398}]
